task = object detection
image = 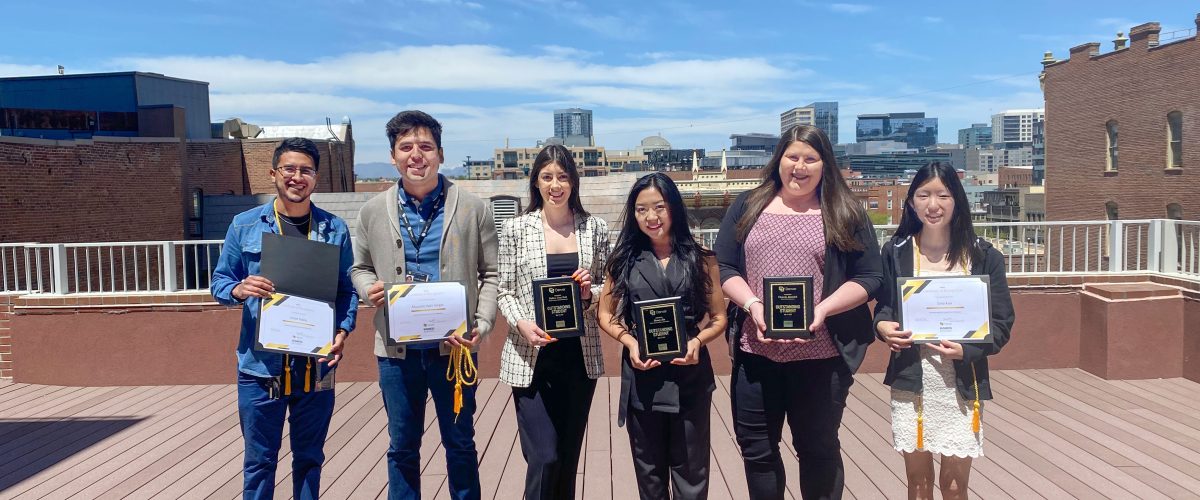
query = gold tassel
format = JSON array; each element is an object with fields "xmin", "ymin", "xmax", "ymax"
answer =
[
  {"xmin": 304, "ymin": 358, "xmax": 312, "ymax": 393},
  {"xmin": 971, "ymin": 364, "xmax": 982, "ymax": 434},
  {"xmin": 916, "ymin": 396, "xmax": 925, "ymax": 450},
  {"xmin": 446, "ymin": 345, "xmax": 478, "ymax": 423},
  {"xmin": 283, "ymin": 354, "xmax": 292, "ymax": 396}
]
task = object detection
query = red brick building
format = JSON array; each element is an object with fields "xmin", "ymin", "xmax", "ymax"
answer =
[
  {"xmin": 1042, "ymin": 15, "xmax": 1200, "ymax": 221},
  {"xmin": 998, "ymin": 166, "xmax": 1033, "ymax": 188},
  {"xmin": 0, "ymin": 134, "xmax": 355, "ymax": 243}
]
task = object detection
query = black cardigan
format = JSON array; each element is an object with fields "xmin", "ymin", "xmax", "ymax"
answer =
[
  {"xmin": 872, "ymin": 235, "xmax": 1016, "ymax": 400},
  {"xmin": 714, "ymin": 191, "xmax": 884, "ymax": 373}
]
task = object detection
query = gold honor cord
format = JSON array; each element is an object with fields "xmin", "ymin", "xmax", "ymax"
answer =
[
  {"xmin": 912, "ymin": 239, "xmax": 983, "ymax": 449},
  {"xmin": 446, "ymin": 344, "xmax": 478, "ymax": 422},
  {"xmin": 272, "ymin": 199, "xmax": 318, "ymax": 397}
]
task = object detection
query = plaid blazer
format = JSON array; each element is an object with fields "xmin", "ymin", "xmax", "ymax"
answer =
[{"xmin": 497, "ymin": 210, "xmax": 609, "ymax": 387}]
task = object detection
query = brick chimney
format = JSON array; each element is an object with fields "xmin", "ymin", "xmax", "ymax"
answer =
[{"xmin": 1129, "ymin": 22, "xmax": 1161, "ymax": 48}]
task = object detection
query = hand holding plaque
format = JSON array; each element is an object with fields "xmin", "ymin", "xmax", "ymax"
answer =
[
  {"xmin": 532, "ymin": 276, "xmax": 585, "ymax": 339},
  {"xmin": 633, "ymin": 296, "xmax": 687, "ymax": 360},
  {"xmin": 763, "ymin": 276, "xmax": 816, "ymax": 340}
]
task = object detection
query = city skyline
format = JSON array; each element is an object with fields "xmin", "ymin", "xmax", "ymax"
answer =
[{"xmin": 1, "ymin": 1, "xmax": 1192, "ymax": 167}]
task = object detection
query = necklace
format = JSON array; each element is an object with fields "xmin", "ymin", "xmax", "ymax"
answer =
[{"xmin": 277, "ymin": 213, "xmax": 312, "ymax": 226}]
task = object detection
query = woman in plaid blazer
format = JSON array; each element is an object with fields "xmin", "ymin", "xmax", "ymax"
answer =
[{"xmin": 497, "ymin": 145, "xmax": 610, "ymax": 500}]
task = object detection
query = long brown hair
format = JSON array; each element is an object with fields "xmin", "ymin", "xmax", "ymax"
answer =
[
  {"xmin": 734, "ymin": 125, "xmax": 864, "ymax": 251},
  {"xmin": 523, "ymin": 144, "xmax": 590, "ymax": 218}
]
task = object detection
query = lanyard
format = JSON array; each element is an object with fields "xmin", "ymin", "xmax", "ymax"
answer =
[
  {"xmin": 398, "ymin": 190, "xmax": 444, "ymax": 252},
  {"xmin": 273, "ymin": 200, "xmax": 316, "ymax": 241}
]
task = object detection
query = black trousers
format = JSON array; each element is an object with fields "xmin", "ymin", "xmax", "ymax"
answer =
[
  {"xmin": 732, "ymin": 353, "xmax": 853, "ymax": 500},
  {"xmin": 512, "ymin": 340, "xmax": 597, "ymax": 500},
  {"xmin": 626, "ymin": 392, "xmax": 712, "ymax": 500}
]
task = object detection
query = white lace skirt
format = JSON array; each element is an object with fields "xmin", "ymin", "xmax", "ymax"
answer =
[{"xmin": 891, "ymin": 347, "xmax": 984, "ymax": 458}]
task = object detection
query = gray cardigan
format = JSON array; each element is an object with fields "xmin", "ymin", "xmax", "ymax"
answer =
[{"xmin": 350, "ymin": 179, "xmax": 499, "ymax": 358}]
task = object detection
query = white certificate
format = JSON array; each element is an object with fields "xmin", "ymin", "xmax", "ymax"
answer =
[
  {"xmin": 257, "ymin": 293, "xmax": 336, "ymax": 356},
  {"xmin": 898, "ymin": 275, "xmax": 992, "ymax": 344},
  {"xmin": 385, "ymin": 282, "xmax": 469, "ymax": 344}
]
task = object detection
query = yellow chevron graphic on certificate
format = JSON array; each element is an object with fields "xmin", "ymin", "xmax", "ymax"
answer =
[
  {"xmin": 897, "ymin": 276, "xmax": 992, "ymax": 344},
  {"xmin": 384, "ymin": 281, "xmax": 469, "ymax": 345},
  {"xmin": 256, "ymin": 292, "xmax": 336, "ymax": 356}
]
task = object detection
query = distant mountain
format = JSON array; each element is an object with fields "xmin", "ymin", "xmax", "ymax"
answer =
[
  {"xmin": 354, "ymin": 162, "xmax": 466, "ymax": 180},
  {"xmin": 354, "ymin": 162, "xmax": 399, "ymax": 180}
]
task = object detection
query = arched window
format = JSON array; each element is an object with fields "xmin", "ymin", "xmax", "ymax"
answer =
[
  {"xmin": 1105, "ymin": 201, "xmax": 1119, "ymax": 221},
  {"xmin": 1105, "ymin": 120, "xmax": 1119, "ymax": 171},
  {"xmin": 1167, "ymin": 111, "xmax": 1183, "ymax": 168}
]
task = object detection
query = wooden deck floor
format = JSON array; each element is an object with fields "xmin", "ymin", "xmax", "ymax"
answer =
[{"xmin": 2, "ymin": 369, "xmax": 1200, "ymax": 499}]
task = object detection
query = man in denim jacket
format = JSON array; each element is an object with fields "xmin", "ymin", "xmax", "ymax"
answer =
[{"xmin": 211, "ymin": 137, "xmax": 358, "ymax": 500}]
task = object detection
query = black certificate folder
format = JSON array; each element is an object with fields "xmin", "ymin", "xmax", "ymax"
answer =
[
  {"xmin": 259, "ymin": 232, "xmax": 340, "ymax": 302},
  {"xmin": 532, "ymin": 276, "xmax": 585, "ymax": 338},
  {"xmin": 633, "ymin": 296, "xmax": 687, "ymax": 360},
  {"xmin": 763, "ymin": 276, "xmax": 815, "ymax": 340}
]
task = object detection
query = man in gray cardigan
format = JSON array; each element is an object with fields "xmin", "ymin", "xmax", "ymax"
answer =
[{"xmin": 350, "ymin": 110, "xmax": 498, "ymax": 500}]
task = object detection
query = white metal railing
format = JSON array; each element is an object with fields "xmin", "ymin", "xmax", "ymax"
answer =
[
  {"xmin": 3, "ymin": 220, "xmax": 1198, "ymax": 295},
  {"xmin": 1, "ymin": 240, "xmax": 224, "ymax": 295}
]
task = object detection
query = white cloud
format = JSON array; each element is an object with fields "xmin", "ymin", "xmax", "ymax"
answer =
[
  {"xmin": 112, "ymin": 46, "xmax": 793, "ymax": 111},
  {"xmin": 922, "ymin": 16, "xmax": 943, "ymax": 23},
  {"xmin": 869, "ymin": 42, "xmax": 931, "ymax": 61},
  {"xmin": 0, "ymin": 63, "xmax": 63, "ymax": 77},
  {"xmin": 829, "ymin": 3, "xmax": 873, "ymax": 14}
]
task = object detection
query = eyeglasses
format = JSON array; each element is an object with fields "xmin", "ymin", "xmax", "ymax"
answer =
[{"xmin": 275, "ymin": 165, "xmax": 317, "ymax": 177}]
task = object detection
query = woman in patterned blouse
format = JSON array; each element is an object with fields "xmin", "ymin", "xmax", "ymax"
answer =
[
  {"xmin": 496, "ymin": 144, "xmax": 610, "ymax": 500},
  {"xmin": 713, "ymin": 125, "xmax": 884, "ymax": 500}
]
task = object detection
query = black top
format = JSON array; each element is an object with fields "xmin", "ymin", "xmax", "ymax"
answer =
[
  {"xmin": 545, "ymin": 252, "xmax": 579, "ymax": 279},
  {"xmin": 277, "ymin": 212, "xmax": 311, "ymax": 238},
  {"xmin": 713, "ymin": 191, "xmax": 885, "ymax": 373},
  {"xmin": 619, "ymin": 249, "xmax": 714, "ymax": 421},
  {"xmin": 539, "ymin": 252, "xmax": 583, "ymax": 369},
  {"xmin": 872, "ymin": 236, "xmax": 1016, "ymax": 400}
]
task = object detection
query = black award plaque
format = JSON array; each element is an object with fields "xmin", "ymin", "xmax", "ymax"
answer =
[
  {"xmin": 763, "ymin": 276, "xmax": 815, "ymax": 340},
  {"xmin": 633, "ymin": 296, "xmax": 687, "ymax": 360},
  {"xmin": 532, "ymin": 276, "xmax": 585, "ymax": 338}
]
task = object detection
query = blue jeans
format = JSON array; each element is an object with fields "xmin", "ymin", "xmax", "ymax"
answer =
[
  {"xmin": 237, "ymin": 369, "xmax": 335, "ymax": 500},
  {"xmin": 378, "ymin": 351, "xmax": 481, "ymax": 500}
]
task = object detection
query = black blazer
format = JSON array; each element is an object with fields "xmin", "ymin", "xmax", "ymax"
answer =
[
  {"xmin": 713, "ymin": 191, "xmax": 884, "ymax": 373},
  {"xmin": 872, "ymin": 235, "xmax": 1016, "ymax": 400}
]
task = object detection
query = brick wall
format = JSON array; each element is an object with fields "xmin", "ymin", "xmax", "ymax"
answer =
[
  {"xmin": 0, "ymin": 294, "xmax": 15, "ymax": 379},
  {"xmin": 185, "ymin": 141, "xmax": 250, "ymax": 198},
  {"xmin": 0, "ymin": 137, "xmax": 187, "ymax": 243},
  {"xmin": 240, "ymin": 139, "xmax": 356, "ymax": 195},
  {"xmin": 1043, "ymin": 19, "xmax": 1200, "ymax": 221}
]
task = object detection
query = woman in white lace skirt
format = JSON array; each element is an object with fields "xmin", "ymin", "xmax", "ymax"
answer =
[{"xmin": 872, "ymin": 162, "xmax": 1016, "ymax": 500}]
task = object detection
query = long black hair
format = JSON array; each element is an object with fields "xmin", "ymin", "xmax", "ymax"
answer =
[
  {"xmin": 606, "ymin": 173, "xmax": 712, "ymax": 328},
  {"xmin": 895, "ymin": 161, "xmax": 981, "ymax": 269},
  {"xmin": 523, "ymin": 144, "xmax": 590, "ymax": 217},
  {"xmin": 734, "ymin": 125, "xmax": 864, "ymax": 251}
]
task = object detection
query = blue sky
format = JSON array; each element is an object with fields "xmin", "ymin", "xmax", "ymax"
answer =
[{"xmin": 3, "ymin": 1, "xmax": 1195, "ymax": 168}]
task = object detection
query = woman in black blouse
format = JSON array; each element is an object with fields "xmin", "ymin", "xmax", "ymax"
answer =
[{"xmin": 598, "ymin": 173, "xmax": 727, "ymax": 500}]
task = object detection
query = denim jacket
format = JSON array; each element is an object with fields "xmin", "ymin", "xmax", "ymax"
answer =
[{"xmin": 211, "ymin": 200, "xmax": 358, "ymax": 378}]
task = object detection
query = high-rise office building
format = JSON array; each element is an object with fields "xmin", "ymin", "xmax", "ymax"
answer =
[
  {"xmin": 553, "ymin": 108, "xmax": 593, "ymax": 147},
  {"xmin": 856, "ymin": 112, "xmax": 939, "ymax": 150},
  {"xmin": 958, "ymin": 123, "xmax": 993, "ymax": 148},
  {"xmin": 991, "ymin": 109, "xmax": 1045, "ymax": 147},
  {"xmin": 780, "ymin": 106, "xmax": 814, "ymax": 135},
  {"xmin": 780, "ymin": 101, "xmax": 838, "ymax": 143},
  {"xmin": 730, "ymin": 133, "xmax": 780, "ymax": 155},
  {"xmin": 810, "ymin": 101, "xmax": 838, "ymax": 144}
]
